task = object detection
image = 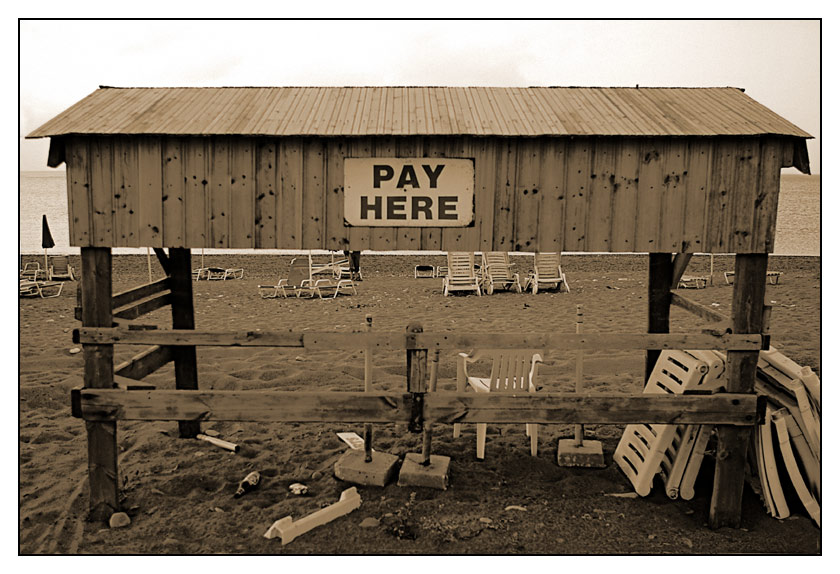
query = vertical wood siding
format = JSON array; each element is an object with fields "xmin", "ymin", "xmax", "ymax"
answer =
[{"xmin": 64, "ymin": 135, "xmax": 787, "ymax": 253}]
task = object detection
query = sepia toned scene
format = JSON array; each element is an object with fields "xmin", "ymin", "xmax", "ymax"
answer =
[{"xmin": 18, "ymin": 19, "xmax": 820, "ymax": 557}]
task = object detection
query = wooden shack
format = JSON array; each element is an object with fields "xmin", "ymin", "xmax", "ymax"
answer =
[{"xmin": 27, "ymin": 86, "xmax": 811, "ymax": 529}]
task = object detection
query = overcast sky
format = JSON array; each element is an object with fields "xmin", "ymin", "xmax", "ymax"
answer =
[{"xmin": 19, "ymin": 19, "xmax": 820, "ymax": 172}]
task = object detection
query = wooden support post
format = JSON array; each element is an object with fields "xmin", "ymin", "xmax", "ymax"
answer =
[
  {"xmin": 647, "ymin": 253, "xmax": 673, "ymax": 382},
  {"xmin": 574, "ymin": 305, "xmax": 584, "ymax": 446},
  {"xmin": 670, "ymin": 253, "xmax": 693, "ymax": 289},
  {"xmin": 406, "ymin": 322, "xmax": 427, "ymax": 434},
  {"xmin": 709, "ymin": 253, "xmax": 768, "ymax": 529},
  {"xmin": 422, "ymin": 349, "xmax": 440, "ymax": 465},
  {"xmin": 153, "ymin": 247, "xmax": 171, "ymax": 275},
  {"xmin": 364, "ymin": 315, "xmax": 373, "ymax": 463},
  {"xmin": 168, "ymin": 248, "xmax": 200, "ymax": 438},
  {"xmin": 81, "ymin": 247, "xmax": 118, "ymax": 521}
]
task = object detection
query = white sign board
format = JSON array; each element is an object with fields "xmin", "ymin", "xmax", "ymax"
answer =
[{"xmin": 344, "ymin": 158, "xmax": 474, "ymax": 226}]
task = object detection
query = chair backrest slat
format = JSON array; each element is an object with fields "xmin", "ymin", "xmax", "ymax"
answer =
[
  {"xmin": 474, "ymin": 349, "xmax": 541, "ymax": 393},
  {"xmin": 447, "ymin": 252, "xmax": 476, "ymax": 279},
  {"xmin": 535, "ymin": 252, "xmax": 561, "ymax": 277},
  {"xmin": 483, "ymin": 252, "xmax": 513, "ymax": 281}
]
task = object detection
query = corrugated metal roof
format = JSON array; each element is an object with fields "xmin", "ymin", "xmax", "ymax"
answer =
[{"xmin": 27, "ymin": 86, "xmax": 812, "ymax": 139}]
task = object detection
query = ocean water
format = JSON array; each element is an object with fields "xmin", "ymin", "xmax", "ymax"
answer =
[{"xmin": 19, "ymin": 171, "xmax": 820, "ymax": 256}]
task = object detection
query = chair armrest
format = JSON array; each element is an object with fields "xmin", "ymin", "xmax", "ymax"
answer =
[
  {"xmin": 456, "ymin": 352, "xmax": 471, "ymax": 392},
  {"xmin": 528, "ymin": 353, "xmax": 543, "ymax": 392}
]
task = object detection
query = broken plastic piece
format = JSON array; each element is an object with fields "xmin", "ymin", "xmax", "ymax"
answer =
[
  {"xmin": 197, "ymin": 434, "xmax": 240, "ymax": 452},
  {"xmin": 264, "ymin": 487, "xmax": 362, "ymax": 545}
]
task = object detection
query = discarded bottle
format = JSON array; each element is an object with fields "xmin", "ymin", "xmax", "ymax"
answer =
[{"xmin": 234, "ymin": 471, "xmax": 260, "ymax": 498}]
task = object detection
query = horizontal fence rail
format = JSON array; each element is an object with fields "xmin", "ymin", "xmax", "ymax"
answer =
[
  {"xmin": 73, "ymin": 328, "xmax": 768, "ymax": 351},
  {"xmin": 71, "ymin": 389, "xmax": 761, "ymax": 426}
]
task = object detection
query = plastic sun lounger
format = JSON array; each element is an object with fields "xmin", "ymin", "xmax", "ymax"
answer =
[
  {"xmin": 193, "ymin": 267, "xmax": 243, "ymax": 281},
  {"xmin": 677, "ymin": 275, "xmax": 708, "ymax": 289},
  {"xmin": 442, "ymin": 252, "xmax": 481, "ymax": 296},
  {"xmin": 414, "ymin": 265, "xmax": 436, "ymax": 278},
  {"xmin": 312, "ymin": 278, "xmax": 357, "ymax": 298},
  {"xmin": 480, "ymin": 252, "xmax": 522, "ymax": 294},
  {"xmin": 49, "ymin": 256, "xmax": 76, "ymax": 281},
  {"xmin": 20, "ymin": 262, "xmax": 41, "ymax": 281},
  {"xmin": 524, "ymin": 252, "xmax": 570, "ymax": 294},
  {"xmin": 20, "ymin": 279, "xmax": 64, "ymax": 298},
  {"xmin": 613, "ymin": 350, "xmax": 723, "ymax": 496},
  {"xmin": 258, "ymin": 258, "xmax": 316, "ymax": 299},
  {"xmin": 724, "ymin": 271, "xmax": 782, "ymax": 285}
]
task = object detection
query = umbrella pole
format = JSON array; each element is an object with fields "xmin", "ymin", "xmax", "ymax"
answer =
[{"xmin": 44, "ymin": 250, "xmax": 49, "ymax": 281}]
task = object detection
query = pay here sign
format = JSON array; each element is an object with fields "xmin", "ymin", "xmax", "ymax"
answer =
[{"xmin": 344, "ymin": 158, "xmax": 474, "ymax": 226}]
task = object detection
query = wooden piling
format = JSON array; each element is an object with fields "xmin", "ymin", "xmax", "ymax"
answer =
[
  {"xmin": 709, "ymin": 253, "xmax": 768, "ymax": 528},
  {"xmin": 647, "ymin": 252, "xmax": 673, "ymax": 382},
  {"xmin": 81, "ymin": 247, "xmax": 118, "ymax": 521},
  {"xmin": 168, "ymin": 248, "xmax": 200, "ymax": 438}
]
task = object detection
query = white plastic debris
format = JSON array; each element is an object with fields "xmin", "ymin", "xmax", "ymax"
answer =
[
  {"xmin": 289, "ymin": 483, "xmax": 309, "ymax": 496},
  {"xmin": 264, "ymin": 487, "xmax": 361, "ymax": 545}
]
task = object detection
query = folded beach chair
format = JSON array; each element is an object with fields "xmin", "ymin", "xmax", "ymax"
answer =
[
  {"xmin": 480, "ymin": 252, "xmax": 522, "ymax": 294},
  {"xmin": 442, "ymin": 252, "xmax": 481, "ymax": 296},
  {"xmin": 257, "ymin": 257, "xmax": 316, "ymax": 299},
  {"xmin": 613, "ymin": 350, "xmax": 724, "ymax": 497},
  {"xmin": 453, "ymin": 349, "xmax": 544, "ymax": 459},
  {"xmin": 20, "ymin": 279, "xmax": 64, "ymax": 298},
  {"xmin": 524, "ymin": 252, "xmax": 570, "ymax": 294},
  {"xmin": 311, "ymin": 251, "xmax": 348, "ymax": 280},
  {"xmin": 49, "ymin": 256, "xmax": 76, "ymax": 281}
]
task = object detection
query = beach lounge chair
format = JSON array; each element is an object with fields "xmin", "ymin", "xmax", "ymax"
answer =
[
  {"xmin": 677, "ymin": 275, "xmax": 707, "ymax": 289},
  {"xmin": 723, "ymin": 270, "xmax": 782, "ymax": 285},
  {"xmin": 414, "ymin": 265, "xmax": 436, "ymax": 278},
  {"xmin": 312, "ymin": 277, "xmax": 357, "ymax": 298},
  {"xmin": 453, "ymin": 349, "xmax": 543, "ymax": 459},
  {"xmin": 442, "ymin": 252, "xmax": 481, "ymax": 296},
  {"xmin": 308, "ymin": 253, "xmax": 355, "ymax": 298},
  {"xmin": 480, "ymin": 252, "xmax": 522, "ymax": 294},
  {"xmin": 199, "ymin": 267, "xmax": 244, "ymax": 280},
  {"xmin": 524, "ymin": 252, "xmax": 570, "ymax": 294},
  {"xmin": 20, "ymin": 279, "xmax": 64, "ymax": 298},
  {"xmin": 311, "ymin": 252, "xmax": 348, "ymax": 280},
  {"xmin": 49, "ymin": 256, "xmax": 76, "ymax": 281},
  {"xmin": 20, "ymin": 262, "xmax": 41, "ymax": 280},
  {"xmin": 257, "ymin": 257, "xmax": 316, "ymax": 299}
]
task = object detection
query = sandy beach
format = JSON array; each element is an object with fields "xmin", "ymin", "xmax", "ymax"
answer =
[{"xmin": 19, "ymin": 253, "xmax": 820, "ymax": 555}]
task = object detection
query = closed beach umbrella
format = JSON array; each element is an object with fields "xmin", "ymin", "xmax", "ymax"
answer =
[{"xmin": 41, "ymin": 214, "xmax": 55, "ymax": 279}]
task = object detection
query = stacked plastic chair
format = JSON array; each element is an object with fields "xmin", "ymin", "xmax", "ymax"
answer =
[{"xmin": 613, "ymin": 350, "xmax": 725, "ymax": 498}]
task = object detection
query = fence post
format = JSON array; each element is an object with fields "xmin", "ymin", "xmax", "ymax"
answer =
[
  {"xmin": 364, "ymin": 315, "xmax": 373, "ymax": 462},
  {"xmin": 81, "ymin": 247, "xmax": 118, "ymax": 521},
  {"xmin": 168, "ymin": 248, "xmax": 200, "ymax": 438},
  {"xmin": 406, "ymin": 322, "xmax": 427, "ymax": 433},
  {"xmin": 709, "ymin": 253, "xmax": 768, "ymax": 528},
  {"xmin": 646, "ymin": 252, "xmax": 673, "ymax": 382}
]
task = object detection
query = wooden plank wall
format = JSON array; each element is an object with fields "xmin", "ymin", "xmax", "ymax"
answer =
[{"xmin": 64, "ymin": 135, "xmax": 789, "ymax": 253}]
